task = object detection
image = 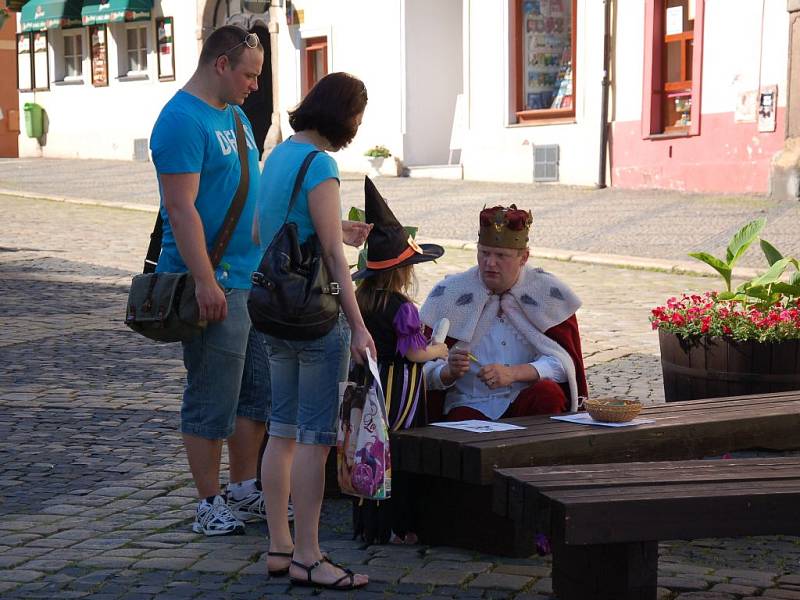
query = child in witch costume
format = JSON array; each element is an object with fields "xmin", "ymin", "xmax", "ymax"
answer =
[{"xmin": 350, "ymin": 177, "xmax": 447, "ymax": 545}]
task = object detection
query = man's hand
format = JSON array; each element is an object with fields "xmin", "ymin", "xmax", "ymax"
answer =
[
  {"xmin": 478, "ymin": 363, "xmax": 539, "ymax": 390},
  {"xmin": 195, "ymin": 279, "xmax": 227, "ymax": 322},
  {"xmin": 441, "ymin": 346, "xmax": 470, "ymax": 386},
  {"xmin": 342, "ymin": 220, "xmax": 372, "ymax": 247}
]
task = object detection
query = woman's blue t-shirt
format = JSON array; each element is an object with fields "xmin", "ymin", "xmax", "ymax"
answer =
[
  {"xmin": 257, "ymin": 137, "xmax": 340, "ymax": 247},
  {"xmin": 150, "ymin": 90, "xmax": 262, "ymax": 289}
]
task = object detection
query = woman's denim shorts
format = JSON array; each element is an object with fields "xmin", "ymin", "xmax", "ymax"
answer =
[{"xmin": 264, "ymin": 313, "xmax": 350, "ymax": 446}]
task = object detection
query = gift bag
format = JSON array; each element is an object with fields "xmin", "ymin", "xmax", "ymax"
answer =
[{"xmin": 336, "ymin": 349, "xmax": 391, "ymax": 501}]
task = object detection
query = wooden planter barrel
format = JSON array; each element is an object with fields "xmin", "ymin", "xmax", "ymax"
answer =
[{"xmin": 659, "ymin": 330, "xmax": 800, "ymax": 402}]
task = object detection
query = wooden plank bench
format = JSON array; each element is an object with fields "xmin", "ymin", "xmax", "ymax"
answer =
[
  {"xmin": 392, "ymin": 391, "xmax": 800, "ymax": 556},
  {"xmin": 493, "ymin": 457, "xmax": 800, "ymax": 600}
]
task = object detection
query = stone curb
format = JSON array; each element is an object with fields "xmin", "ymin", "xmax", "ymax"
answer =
[
  {"xmin": 0, "ymin": 188, "xmax": 762, "ymax": 281},
  {"xmin": 424, "ymin": 237, "xmax": 762, "ymax": 281}
]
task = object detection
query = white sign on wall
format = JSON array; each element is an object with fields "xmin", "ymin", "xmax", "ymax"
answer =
[{"xmin": 666, "ymin": 6, "xmax": 683, "ymax": 35}]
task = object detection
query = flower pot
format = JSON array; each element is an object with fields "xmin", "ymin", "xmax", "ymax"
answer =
[
  {"xmin": 658, "ymin": 330, "xmax": 800, "ymax": 402},
  {"xmin": 367, "ymin": 156, "xmax": 385, "ymax": 178}
]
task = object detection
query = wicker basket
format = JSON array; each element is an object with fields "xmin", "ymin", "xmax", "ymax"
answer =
[{"xmin": 585, "ymin": 399, "xmax": 642, "ymax": 423}]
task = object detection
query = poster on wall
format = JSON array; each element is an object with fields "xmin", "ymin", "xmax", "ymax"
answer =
[
  {"xmin": 90, "ymin": 25, "xmax": 108, "ymax": 87},
  {"xmin": 757, "ymin": 85, "xmax": 777, "ymax": 133},
  {"xmin": 157, "ymin": 17, "xmax": 175, "ymax": 81},
  {"xmin": 521, "ymin": 0, "xmax": 573, "ymax": 111},
  {"xmin": 32, "ymin": 31, "xmax": 49, "ymax": 91},
  {"xmin": 666, "ymin": 6, "xmax": 684, "ymax": 35},
  {"xmin": 16, "ymin": 33, "xmax": 33, "ymax": 91}
]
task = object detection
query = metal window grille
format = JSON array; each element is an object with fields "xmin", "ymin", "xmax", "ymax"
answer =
[{"xmin": 533, "ymin": 144, "xmax": 559, "ymax": 182}]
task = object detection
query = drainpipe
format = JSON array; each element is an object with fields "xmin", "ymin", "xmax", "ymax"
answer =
[
  {"xmin": 263, "ymin": 3, "xmax": 282, "ymax": 157},
  {"xmin": 597, "ymin": 0, "xmax": 612, "ymax": 188}
]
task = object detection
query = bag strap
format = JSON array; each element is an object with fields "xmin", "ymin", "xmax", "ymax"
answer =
[
  {"xmin": 282, "ymin": 149, "xmax": 321, "ymax": 226},
  {"xmin": 143, "ymin": 109, "xmax": 251, "ymax": 274},
  {"xmin": 260, "ymin": 149, "xmax": 321, "ymax": 256}
]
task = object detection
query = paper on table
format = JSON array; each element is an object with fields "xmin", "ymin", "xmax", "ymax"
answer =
[
  {"xmin": 431, "ymin": 420, "xmax": 526, "ymax": 433},
  {"xmin": 550, "ymin": 413, "xmax": 655, "ymax": 428}
]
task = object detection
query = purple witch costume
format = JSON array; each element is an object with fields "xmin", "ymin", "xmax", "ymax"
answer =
[{"xmin": 353, "ymin": 290, "xmax": 428, "ymax": 544}]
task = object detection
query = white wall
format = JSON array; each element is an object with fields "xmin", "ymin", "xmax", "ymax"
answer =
[
  {"xmin": 459, "ymin": 0, "xmax": 605, "ymax": 185},
  {"xmin": 403, "ymin": 0, "xmax": 463, "ymax": 166},
  {"xmin": 18, "ymin": 0, "xmax": 198, "ymax": 160},
  {"xmin": 701, "ymin": 0, "xmax": 788, "ymax": 114},
  {"xmin": 277, "ymin": 0, "xmax": 405, "ymax": 173},
  {"xmin": 612, "ymin": 0, "xmax": 646, "ymax": 124}
]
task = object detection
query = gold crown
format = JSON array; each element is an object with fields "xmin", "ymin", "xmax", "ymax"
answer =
[{"xmin": 477, "ymin": 205, "xmax": 532, "ymax": 249}]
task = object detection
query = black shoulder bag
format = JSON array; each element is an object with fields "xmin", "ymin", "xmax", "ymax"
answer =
[
  {"xmin": 125, "ymin": 110, "xmax": 250, "ymax": 343},
  {"xmin": 248, "ymin": 150, "xmax": 341, "ymax": 341}
]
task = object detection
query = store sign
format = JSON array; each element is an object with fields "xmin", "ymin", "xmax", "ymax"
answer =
[
  {"xmin": 90, "ymin": 24, "xmax": 109, "ymax": 86},
  {"xmin": 157, "ymin": 16, "xmax": 175, "ymax": 81}
]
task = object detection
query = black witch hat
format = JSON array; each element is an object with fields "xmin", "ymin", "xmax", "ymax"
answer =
[{"xmin": 351, "ymin": 177, "xmax": 444, "ymax": 280}]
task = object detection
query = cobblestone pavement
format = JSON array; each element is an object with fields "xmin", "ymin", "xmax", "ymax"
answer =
[
  {"xmin": 1, "ymin": 194, "xmax": 799, "ymax": 599},
  {"xmin": 1, "ymin": 157, "xmax": 799, "ymax": 271}
]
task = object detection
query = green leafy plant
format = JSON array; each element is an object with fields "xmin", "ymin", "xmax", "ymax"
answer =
[
  {"xmin": 348, "ymin": 206, "xmax": 417, "ymax": 272},
  {"xmin": 651, "ymin": 218, "xmax": 800, "ymax": 341},
  {"xmin": 364, "ymin": 145, "xmax": 391, "ymax": 159}
]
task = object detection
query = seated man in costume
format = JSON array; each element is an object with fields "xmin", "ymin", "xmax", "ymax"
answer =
[{"xmin": 420, "ymin": 205, "xmax": 587, "ymax": 421}]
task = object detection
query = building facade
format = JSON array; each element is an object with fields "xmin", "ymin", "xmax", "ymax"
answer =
[
  {"xmin": 9, "ymin": 0, "xmax": 798, "ymax": 196},
  {"xmin": 610, "ymin": 0, "xmax": 790, "ymax": 194}
]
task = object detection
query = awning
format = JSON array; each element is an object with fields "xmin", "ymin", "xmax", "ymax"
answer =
[
  {"xmin": 21, "ymin": 0, "xmax": 83, "ymax": 32},
  {"xmin": 81, "ymin": 0, "xmax": 153, "ymax": 26}
]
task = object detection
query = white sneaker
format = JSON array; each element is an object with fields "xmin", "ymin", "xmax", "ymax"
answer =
[
  {"xmin": 227, "ymin": 481, "xmax": 266, "ymax": 522},
  {"xmin": 192, "ymin": 495, "xmax": 245, "ymax": 536}
]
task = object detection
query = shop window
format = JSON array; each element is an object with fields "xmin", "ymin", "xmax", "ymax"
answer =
[
  {"xmin": 16, "ymin": 33, "xmax": 34, "ymax": 92},
  {"xmin": 302, "ymin": 37, "xmax": 327, "ymax": 95},
  {"xmin": 156, "ymin": 17, "xmax": 176, "ymax": 82},
  {"xmin": 643, "ymin": 0, "xmax": 704, "ymax": 137},
  {"xmin": 16, "ymin": 32, "xmax": 51, "ymax": 92},
  {"xmin": 124, "ymin": 24, "xmax": 148, "ymax": 77},
  {"xmin": 511, "ymin": 0, "xmax": 577, "ymax": 124},
  {"xmin": 63, "ymin": 31, "xmax": 84, "ymax": 81}
]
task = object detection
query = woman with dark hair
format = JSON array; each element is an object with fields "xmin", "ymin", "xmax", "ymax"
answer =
[{"xmin": 256, "ymin": 72, "xmax": 373, "ymax": 591}]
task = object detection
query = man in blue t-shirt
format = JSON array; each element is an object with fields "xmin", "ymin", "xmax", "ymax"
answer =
[{"xmin": 149, "ymin": 25, "xmax": 268, "ymax": 536}]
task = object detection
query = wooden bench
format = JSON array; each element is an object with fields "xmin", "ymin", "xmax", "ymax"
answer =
[
  {"xmin": 493, "ymin": 457, "xmax": 800, "ymax": 600},
  {"xmin": 392, "ymin": 391, "xmax": 800, "ymax": 556}
]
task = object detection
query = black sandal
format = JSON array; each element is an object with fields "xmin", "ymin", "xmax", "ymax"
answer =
[
  {"xmin": 290, "ymin": 556, "xmax": 367, "ymax": 591},
  {"xmin": 266, "ymin": 550, "xmax": 293, "ymax": 577}
]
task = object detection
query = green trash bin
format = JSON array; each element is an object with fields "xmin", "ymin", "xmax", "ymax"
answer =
[{"xmin": 24, "ymin": 102, "xmax": 44, "ymax": 139}]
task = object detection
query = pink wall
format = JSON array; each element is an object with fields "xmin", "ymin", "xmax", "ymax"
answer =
[{"xmin": 610, "ymin": 108, "xmax": 786, "ymax": 194}]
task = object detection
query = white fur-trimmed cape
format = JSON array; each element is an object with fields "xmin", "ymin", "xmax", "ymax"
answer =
[{"xmin": 420, "ymin": 266, "xmax": 583, "ymax": 411}]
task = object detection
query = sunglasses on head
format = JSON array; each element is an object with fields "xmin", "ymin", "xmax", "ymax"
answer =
[{"xmin": 218, "ymin": 32, "xmax": 259, "ymax": 59}]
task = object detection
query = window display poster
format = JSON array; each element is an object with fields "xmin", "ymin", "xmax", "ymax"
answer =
[
  {"xmin": 521, "ymin": 0, "xmax": 572, "ymax": 111},
  {"xmin": 90, "ymin": 25, "xmax": 108, "ymax": 87},
  {"xmin": 157, "ymin": 17, "xmax": 175, "ymax": 81},
  {"xmin": 17, "ymin": 33, "xmax": 32, "ymax": 91},
  {"xmin": 32, "ymin": 32, "xmax": 49, "ymax": 91}
]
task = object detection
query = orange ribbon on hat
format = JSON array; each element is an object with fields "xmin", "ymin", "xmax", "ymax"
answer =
[{"xmin": 366, "ymin": 237, "xmax": 424, "ymax": 269}]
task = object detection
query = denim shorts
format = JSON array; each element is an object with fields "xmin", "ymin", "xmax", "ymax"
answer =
[
  {"xmin": 181, "ymin": 288, "xmax": 269, "ymax": 439},
  {"xmin": 264, "ymin": 313, "xmax": 350, "ymax": 446}
]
